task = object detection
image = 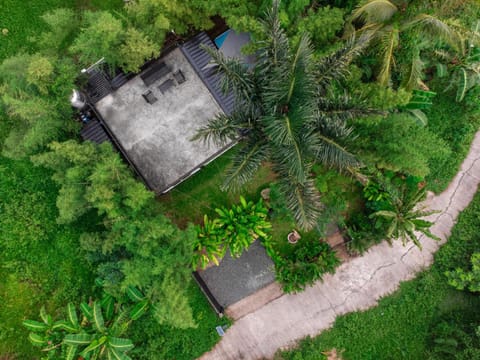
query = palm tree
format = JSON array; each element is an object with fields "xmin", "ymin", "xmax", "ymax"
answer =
[
  {"xmin": 435, "ymin": 21, "xmax": 480, "ymax": 101},
  {"xmin": 194, "ymin": 0, "xmax": 374, "ymax": 230},
  {"xmin": 349, "ymin": 0, "xmax": 459, "ymax": 88},
  {"xmin": 370, "ymin": 186, "xmax": 440, "ymax": 249}
]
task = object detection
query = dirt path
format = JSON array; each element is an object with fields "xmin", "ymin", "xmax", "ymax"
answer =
[{"xmin": 199, "ymin": 131, "xmax": 480, "ymax": 360}]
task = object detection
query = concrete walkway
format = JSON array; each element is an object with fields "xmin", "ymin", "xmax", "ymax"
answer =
[{"xmin": 199, "ymin": 131, "xmax": 480, "ymax": 360}]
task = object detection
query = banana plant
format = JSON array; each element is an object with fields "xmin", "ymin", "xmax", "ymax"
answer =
[
  {"xmin": 192, "ymin": 215, "xmax": 226, "ymax": 269},
  {"xmin": 24, "ymin": 288, "xmax": 149, "ymax": 360},
  {"xmin": 192, "ymin": 197, "xmax": 272, "ymax": 267},
  {"xmin": 400, "ymin": 89, "xmax": 437, "ymax": 126},
  {"xmin": 215, "ymin": 196, "xmax": 271, "ymax": 258},
  {"xmin": 434, "ymin": 21, "xmax": 480, "ymax": 102}
]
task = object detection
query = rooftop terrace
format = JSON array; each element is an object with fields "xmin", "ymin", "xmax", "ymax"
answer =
[{"xmin": 95, "ymin": 46, "xmax": 232, "ymax": 193}]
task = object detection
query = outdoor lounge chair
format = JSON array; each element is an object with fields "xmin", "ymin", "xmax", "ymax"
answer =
[
  {"xmin": 140, "ymin": 61, "xmax": 171, "ymax": 86},
  {"xmin": 142, "ymin": 90, "xmax": 158, "ymax": 104},
  {"xmin": 173, "ymin": 70, "xmax": 186, "ymax": 84},
  {"xmin": 158, "ymin": 79, "xmax": 175, "ymax": 94}
]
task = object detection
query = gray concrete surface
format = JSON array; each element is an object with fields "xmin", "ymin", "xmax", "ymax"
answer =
[
  {"xmin": 95, "ymin": 48, "xmax": 226, "ymax": 192},
  {"xmin": 199, "ymin": 131, "xmax": 480, "ymax": 360},
  {"xmin": 199, "ymin": 240, "xmax": 275, "ymax": 308}
]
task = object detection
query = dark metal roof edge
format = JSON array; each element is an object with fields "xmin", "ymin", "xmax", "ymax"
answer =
[
  {"xmin": 180, "ymin": 35, "xmax": 232, "ymax": 116},
  {"xmin": 192, "ymin": 271, "xmax": 224, "ymax": 316}
]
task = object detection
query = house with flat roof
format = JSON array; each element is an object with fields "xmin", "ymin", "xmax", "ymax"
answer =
[{"xmin": 82, "ymin": 30, "xmax": 250, "ymax": 193}]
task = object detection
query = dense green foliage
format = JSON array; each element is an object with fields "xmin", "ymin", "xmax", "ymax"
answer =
[
  {"xmin": 276, "ymin": 188, "xmax": 480, "ymax": 360},
  {"xmin": 446, "ymin": 253, "xmax": 480, "ymax": 292},
  {"xmin": 425, "ymin": 85, "xmax": 480, "ymax": 193},
  {"xmin": 32, "ymin": 140, "xmax": 197, "ymax": 329},
  {"xmin": 24, "ymin": 290, "xmax": 146, "ymax": 360},
  {"xmin": 2, "ymin": 0, "xmax": 480, "ymax": 358},
  {"xmin": 194, "ymin": 1, "xmax": 374, "ymax": 230},
  {"xmin": 193, "ymin": 197, "xmax": 271, "ymax": 268},
  {"xmin": 0, "ymin": 157, "xmax": 96, "ymax": 356},
  {"xmin": 272, "ymin": 239, "xmax": 340, "ymax": 293},
  {"xmin": 71, "ymin": 10, "xmax": 160, "ymax": 73},
  {"xmin": 353, "ymin": 114, "xmax": 450, "ymax": 177}
]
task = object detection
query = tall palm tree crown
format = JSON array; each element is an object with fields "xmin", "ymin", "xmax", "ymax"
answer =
[
  {"xmin": 195, "ymin": 0, "xmax": 373, "ymax": 230},
  {"xmin": 349, "ymin": 0, "xmax": 459, "ymax": 88}
]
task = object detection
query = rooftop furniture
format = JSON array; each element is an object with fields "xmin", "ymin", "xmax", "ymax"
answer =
[
  {"xmin": 158, "ymin": 78, "xmax": 175, "ymax": 94},
  {"xmin": 173, "ymin": 69, "xmax": 186, "ymax": 84},
  {"xmin": 140, "ymin": 61, "xmax": 171, "ymax": 86},
  {"xmin": 142, "ymin": 90, "xmax": 158, "ymax": 104}
]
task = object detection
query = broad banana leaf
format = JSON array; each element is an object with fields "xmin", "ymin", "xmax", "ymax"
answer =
[
  {"xmin": 64, "ymin": 333, "xmax": 94, "ymax": 345},
  {"xmin": 126, "ymin": 286, "xmax": 145, "ymax": 303},
  {"xmin": 23, "ymin": 319, "xmax": 48, "ymax": 332},
  {"xmin": 67, "ymin": 303, "xmax": 78, "ymax": 326},
  {"xmin": 108, "ymin": 337, "xmax": 134, "ymax": 351},
  {"xmin": 28, "ymin": 332, "xmax": 47, "ymax": 346},
  {"xmin": 130, "ymin": 299, "xmax": 149, "ymax": 320},
  {"xmin": 93, "ymin": 301, "xmax": 106, "ymax": 333}
]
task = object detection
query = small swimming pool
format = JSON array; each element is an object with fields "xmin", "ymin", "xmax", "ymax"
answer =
[{"xmin": 214, "ymin": 29, "xmax": 231, "ymax": 48}]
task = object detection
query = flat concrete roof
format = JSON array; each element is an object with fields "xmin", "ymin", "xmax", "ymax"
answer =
[{"xmin": 95, "ymin": 48, "xmax": 228, "ymax": 192}]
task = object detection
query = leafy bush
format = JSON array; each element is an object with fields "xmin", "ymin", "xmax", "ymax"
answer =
[
  {"xmin": 192, "ymin": 215, "xmax": 226, "ymax": 269},
  {"xmin": 427, "ymin": 310, "xmax": 480, "ymax": 359},
  {"xmin": 274, "ymin": 239, "xmax": 340, "ymax": 293},
  {"xmin": 129, "ymin": 283, "xmax": 229, "ymax": 360},
  {"xmin": 354, "ymin": 113, "xmax": 451, "ymax": 178},
  {"xmin": 192, "ymin": 196, "xmax": 271, "ymax": 268},
  {"xmin": 23, "ymin": 288, "xmax": 148, "ymax": 360},
  {"xmin": 345, "ymin": 212, "xmax": 384, "ymax": 255},
  {"xmin": 426, "ymin": 83, "xmax": 480, "ymax": 193},
  {"xmin": 445, "ymin": 253, "xmax": 480, "ymax": 293},
  {"xmin": 33, "ymin": 140, "xmax": 197, "ymax": 330},
  {"xmin": 296, "ymin": 6, "xmax": 345, "ymax": 46}
]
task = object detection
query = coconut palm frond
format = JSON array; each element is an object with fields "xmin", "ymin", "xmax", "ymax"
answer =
[
  {"xmin": 192, "ymin": 112, "xmax": 245, "ymax": 147},
  {"xmin": 270, "ymin": 130, "xmax": 315, "ymax": 185},
  {"xmin": 405, "ymin": 14, "xmax": 459, "ymax": 50},
  {"xmin": 316, "ymin": 95, "xmax": 384, "ymax": 123},
  {"xmin": 256, "ymin": 0, "xmax": 289, "ymax": 69},
  {"xmin": 262, "ymin": 34, "xmax": 317, "ymax": 148},
  {"xmin": 377, "ymin": 26, "xmax": 399, "ymax": 86},
  {"xmin": 201, "ymin": 45, "xmax": 254, "ymax": 102},
  {"xmin": 316, "ymin": 35, "xmax": 371, "ymax": 93},
  {"xmin": 351, "ymin": 0, "xmax": 398, "ymax": 23},
  {"xmin": 278, "ymin": 178, "xmax": 322, "ymax": 231},
  {"xmin": 315, "ymin": 132, "xmax": 359, "ymax": 171},
  {"xmin": 403, "ymin": 53, "xmax": 425, "ymax": 91},
  {"xmin": 221, "ymin": 139, "xmax": 269, "ymax": 191},
  {"xmin": 433, "ymin": 49, "xmax": 453, "ymax": 62}
]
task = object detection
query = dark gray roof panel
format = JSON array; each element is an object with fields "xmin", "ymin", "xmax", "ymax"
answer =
[
  {"xmin": 180, "ymin": 32, "xmax": 235, "ymax": 115},
  {"xmin": 80, "ymin": 119, "xmax": 111, "ymax": 144}
]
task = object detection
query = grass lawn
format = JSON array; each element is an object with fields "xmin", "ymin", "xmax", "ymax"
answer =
[
  {"xmin": 159, "ymin": 149, "xmax": 276, "ymax": 227},
  {"xmin": 276, "ymin": 190, "xmax": 480, "ymax": 360},
  {"xmin": 0, "ymin": 157, "xmax": 97, "ymax": 357},
  {"xmin": 130, "ymin": 282, "xmax": 230, "ymax": 360}
]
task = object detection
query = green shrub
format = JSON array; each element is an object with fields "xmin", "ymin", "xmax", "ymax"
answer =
[
  {"xmin": 345, "ymin": 212, "xmax": 384, "ymax": 255},
  {"xmin": 354, "ymin": 113, "xmax": 451, "ymax": 178},
  {"xmin": 192, "ymin": 197, "xmax": 272, "ymax": 269},
  {"xmin": 445, "ymin": 253, "xmax": 480, "ymax": 293},
  {"xmin": 426, "ymin": 84, "xmax": 480, "ymax": 193},
  {"xmin": 274, "ymin": 239, "xmax": 340, "ymax": 293},
  {"xmin": 427, "ymin": 310, "xmax": 480, "ymax": 359}
]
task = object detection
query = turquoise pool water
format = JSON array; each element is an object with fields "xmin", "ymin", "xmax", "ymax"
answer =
[{"xmin": 214, "ymin": 30, "xmax": 231, "ymax": 48}]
